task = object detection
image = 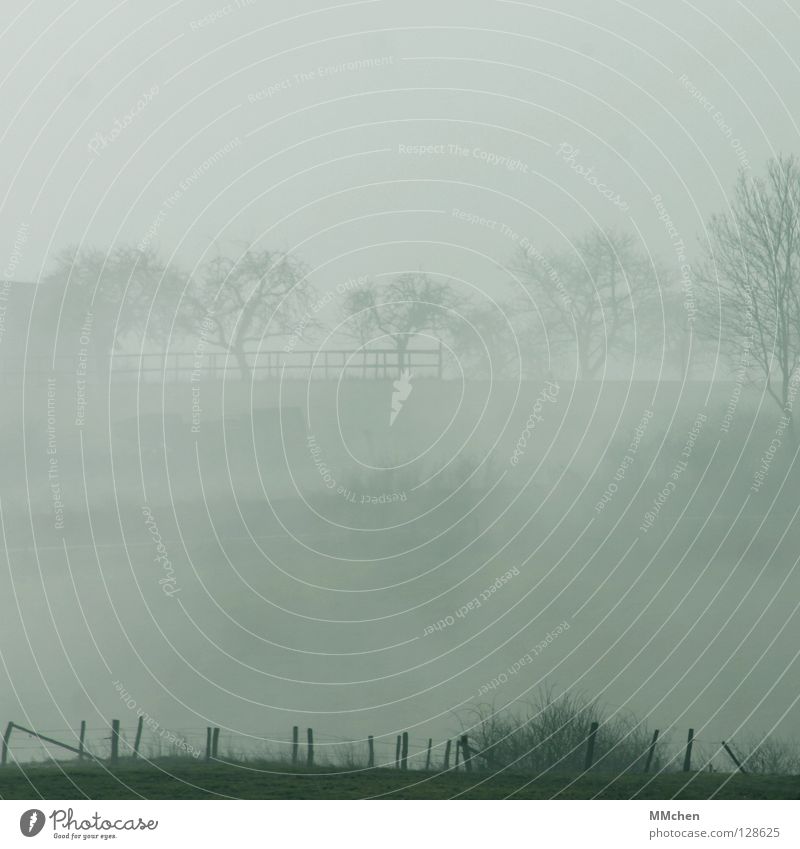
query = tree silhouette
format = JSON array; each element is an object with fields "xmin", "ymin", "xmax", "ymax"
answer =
[
  {"xmin": 341, "ymin": 272, "xmax": 463, "ymax": 373},
  {"xmin": 515, "ymin": 229, "xmax": 658, "ymax": 379},
  {"xmin": 699, "ymin": 155, "xmax": 800, "ymax": 425},
  {"xmin": 39, "ymin": 245, "xmax": 185, "ymax": 375},
  {"xmin": 183, "ymin": 248, "xmax": 315, "ymax": 379}
]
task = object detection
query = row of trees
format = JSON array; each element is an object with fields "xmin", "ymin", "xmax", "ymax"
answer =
[
  {"xmin": 36, "ymin": 232, "xmax": 682, "ymax": 381},
  {"xmin": 32, "ymin": 154, "xmax": 800, "ymax": 418}
]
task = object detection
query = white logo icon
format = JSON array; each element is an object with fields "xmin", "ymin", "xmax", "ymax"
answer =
[
  {"xmin": 20, "ymin": 808, "xmax": 45, "ymax": 837},
  {"xmin": 390, "ymin": 369, "xmax": 413, "ymax": 426}
]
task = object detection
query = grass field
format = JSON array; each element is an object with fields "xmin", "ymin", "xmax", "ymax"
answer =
[{"xmin": 1, "ymin": 760, "xmax": 798, "ymax": 799}]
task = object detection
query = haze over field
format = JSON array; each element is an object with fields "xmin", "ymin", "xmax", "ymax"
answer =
[{"xmin": 1, "ymin": 0, "xmax": 799, "ymax": 780}]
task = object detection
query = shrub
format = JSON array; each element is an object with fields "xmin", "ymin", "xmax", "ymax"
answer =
[{"xmin": 462, "ymin": 687, "xmax": 659, "ymax": 775}]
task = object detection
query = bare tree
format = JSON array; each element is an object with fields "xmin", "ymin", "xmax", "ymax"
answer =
[
  {"xmin": 699, "ymin": 155, "xmax": 800, "ymax": 422},
  {"xmin": 659, "ymin": 284, "xmax": 695, "ymax": 379},
  {"xmin": 741, "ymin": 734, "xmax": 800, "ymax": 774},
  {"xmin": 39, "ymin": 245, "xmax": 185, "ymax": 374},
  {"xmin": 448, "ymin": 298, "xmax": 522, "ymax": 379},
  {"xmin": 515, "ymin": 229, "xmax": 658, "ymax": 379},
  {"xmin": 632, "ymin": 277, "xmax": 706, "ymax": 380},
  {"xmin": 464, "ymin": 687, "xmax": 655, "ymax": 774},
  {"xmin": 183, "ymin": 248, "xmax": 315, "ymax": 379},
  {"xmin": 340, "ymin": 271, "xmax": 464, "ymax": 373}
]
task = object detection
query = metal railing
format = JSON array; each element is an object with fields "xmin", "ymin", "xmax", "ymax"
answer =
[{"xmin": 0, "ymin": 346, "xmax": 445, "ymax": 384}]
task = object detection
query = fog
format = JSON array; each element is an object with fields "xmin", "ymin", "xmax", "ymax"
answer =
[{"xmin": 1, "ymin": 0, "xmax": 799, "ymax": 771}]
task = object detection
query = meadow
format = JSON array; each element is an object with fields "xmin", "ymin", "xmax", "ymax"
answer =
[{"xmin": 1, "ymin": 759, "xmax": 797, "ymax": 800}]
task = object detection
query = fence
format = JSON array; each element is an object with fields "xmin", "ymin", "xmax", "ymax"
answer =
[
  {"xmin": 0, "ymin": 346, "xmax": 445, "ymax": 384},
  {"xmin": 0, "ymin": 718, "xmax": 753, "ymax": 777}
]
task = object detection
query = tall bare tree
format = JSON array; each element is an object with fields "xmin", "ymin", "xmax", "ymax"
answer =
[
  {"xmin": 515, "ymin": 229, "xmax": 658, "ymax": 379},
  {"xmin": 183, "ymin": 248, "xmax": 315, "ymax": 379},
  {"xmin": 699, "ymin": 154, "xmax": 800, "ymax": 421},
  {"xmin": 39, "ymin": 245, "xmax": 185, "ymax": 374},
  {"xmin": 341, "ymin": 272, "xmax": 463, "ymax": 373},
  {"xmin": 448, "ymin": 297, "xmax": 522, "ymax": 379}
]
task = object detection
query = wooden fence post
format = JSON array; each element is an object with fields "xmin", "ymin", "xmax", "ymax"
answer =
[
  {"xmin": 1, "ymin": 722, "xmax": 13, "ymax": 766},
  {"xmin": 461, "ymin": 735, "xmax": 473, "ymax": 773},
  {"xmin": 368, "ymin": 735, "xmax": 374, "ymax": 768},
  {"xmin": 211, "ymin": 728, "xmax": 220, "ymax": 760},
  {"xmin": 306, "ymin": 728, "xmax": 314, "ymax": 767},
  {"xmin": 443, "ymin": 739, "xmax": 451, "ymax": 770},
  {"xmin": 110, "ymin": 720, "xmax": 120, "ymax": 764},
  {"xmin": 132, "ymin": 717, "xmax": 144, "ymax": 759},
  {"xmin": 584, "ymin": 722, "xmax": 599, "ymax": 771},
  {"xmin": 78, "ymin": 721, "xmax": 86, "ymax": 761},
  {"xmin": 721, "ymin": 741, "xmax": 747, "ymax": 774},
  {"xmin": 683, "ymin": 728, "xmax": 694, "ymax": 772},
  {"xmin": 292, "ymin": 726, "xmax": 299, "ymax": 765},
  {"xmin": 425, "ymin": 738, "xmax": 432, "ymax": 770},
  {"xmin": 9, "ymin": 723, "xmax": 100, "ymax": 761},
  {"xmin": 401, "ymin": 732, "xmax": 409, "ymax": 770},
  {"xmin": 395, "ymin": 735, "xmax": 401, "ymax": 769},
  {"xmin": 644, "ymin": 729, "xmax": 659, "ymax": 773},
  {"xmin": 205, "ymin": 728, "xmax": 212, "ymax": 762}
]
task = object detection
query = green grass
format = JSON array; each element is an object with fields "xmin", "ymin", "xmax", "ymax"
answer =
[{"xmin": 1, "ymin": 759, "xmax": 798, "ymax": 799}]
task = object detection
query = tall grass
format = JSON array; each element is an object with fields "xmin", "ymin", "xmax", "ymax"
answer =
[
  {"xmin": 462, "ymin": 688, "xmax": 662, "ymax": 775},
  {"xmin": 740, "ymin": 736, "xmax": 800, "ymax": 774}
]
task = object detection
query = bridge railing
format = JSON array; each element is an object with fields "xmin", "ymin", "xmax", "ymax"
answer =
[{"xmin": 0, "ymin": 346, "xmax": 444, "ymax": 384}]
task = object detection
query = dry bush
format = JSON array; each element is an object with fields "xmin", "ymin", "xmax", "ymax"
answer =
[
  {"xmin": 463, "ymin": 688, "xmax": 659, "ymax": 775},
  {"xmin": 740, "ymin": 736, "xmax": 800, "ymax": 775}
]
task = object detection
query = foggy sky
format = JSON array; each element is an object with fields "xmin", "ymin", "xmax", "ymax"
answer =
[{"xmin": 2, "ymin": 0, "xmax": 800, "ymax": 774}]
